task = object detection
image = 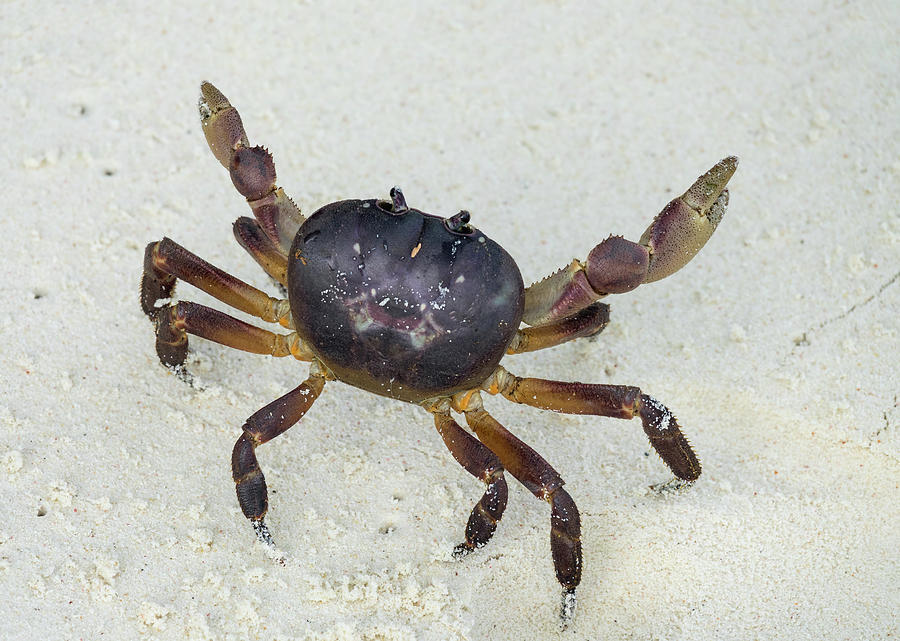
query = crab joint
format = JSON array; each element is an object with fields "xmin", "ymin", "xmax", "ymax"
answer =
[
  {"xmin": 271, "ymin": 332, "xmax": 314, "ymax": 361},
  {"xmin": 451, "ymin": 389, "xmax": 484, "ymax": 413},
  {"xmin": 480, "ymin": 366, "xmax": 518, "ymax": 398}
]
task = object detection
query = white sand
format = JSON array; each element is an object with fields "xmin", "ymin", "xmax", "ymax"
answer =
[{"xmin": 2, "ymin": 2, "xmax": 898, "ymax": 639}]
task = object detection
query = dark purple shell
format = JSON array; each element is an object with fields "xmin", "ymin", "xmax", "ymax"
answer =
[{"xmin": 287, "ymin": 199, "xmax": 524, "ymax": 402}]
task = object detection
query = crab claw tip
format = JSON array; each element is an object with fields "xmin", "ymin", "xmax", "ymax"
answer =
[
  {"xmin": 639, "ymin": 156, "xmax": 738, "ymax": 283},
  {"xmin": 198, "ymin": 81, "xmax": 231, "ymax": 119},
  {"xmin": 682, "ymin": 156, "xmax": 738, "ymax": 211}
]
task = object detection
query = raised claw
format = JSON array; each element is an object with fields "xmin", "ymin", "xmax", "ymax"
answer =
[
  {"xmin": 199, "ymin": 81, "xmax": 250, "ymax": 168},
  {"xmin": 639, "ymin": 156, "xmax": 738, "ymax": 282},
  {"xmin": 199, "ymin": 81, "xmax": 305, "ymax": 254},
  {"xmin": 522, "ymin": 156, "xmax": 738, "ymax": 326}
]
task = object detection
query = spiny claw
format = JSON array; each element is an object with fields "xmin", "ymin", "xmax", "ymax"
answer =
[
  {"xmin": 639, "ymin": 156, "xmax": 738, "ymax": 283},
  {"xmin": 199, "ymin": 81, "xmax": 249, "ymax": 168}
]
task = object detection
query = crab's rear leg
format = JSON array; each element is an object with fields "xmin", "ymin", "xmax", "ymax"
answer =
[
  {"xmin": 449, "ymin": 393, "xmax": 582, "ymax": 627},
  {"xmin": 232, "ymin": 370, "xmax": 326, "ymax": 546},
  {"xmin": 483, "ymin": 367, "xmax": 701, "ymax": 484},
  {"xmin": 431, "ymin": 411, "xmax": 509, "ymax": 557},
  {"xmin": 523, "ymin": 156, "xmax": 737, "ymax": 325},
  {"xmin": 199, "ymin": 81, "xmax": 304, "ymax": 255}
]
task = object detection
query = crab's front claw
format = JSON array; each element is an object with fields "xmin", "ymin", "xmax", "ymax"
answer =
[
  {"xmin": 199, "ymin": 81, "xmax": 250, "ymax": 168},
  {"xmin": 198, "ymin": 82, "xmax": 305, "ymax": 255},
  {"xmin": 639, "ymin": 156, "xmax": 738, "ymax": 283}
]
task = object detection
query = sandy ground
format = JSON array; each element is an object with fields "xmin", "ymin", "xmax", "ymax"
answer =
[{"xmin": 2, "ymin": 2, "xmax": 898, "ymax": 640}]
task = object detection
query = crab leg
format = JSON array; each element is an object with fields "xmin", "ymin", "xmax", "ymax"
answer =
[
  {"xmin": 507, "ymin": 303, "xmax": 609, "ymax": 354},
  {"xmin": 483, "ymin": 367, "xmax": 701, "ymax": 482},
  {"xmin": 153, "ymin": 301, "xmax": 313, "ymax": 368},
  {"xmin": 142, "ymin": 237, "xmax": 292, "ymax": 327},
  {"xmin": 449, "ymin": 393, "xmax": 582, "ymax": 626},
  {"xmin": 432, "ymin": 412, "xmax": 509, "ymax": 556},
  {"xmin": 232, "ymin": 371, "xmax": 326, "ymax": 545},
  {"xmin": 199, "ymin": 81, "xmax": 304, "ymax": 255},
  {"xmin": 233, "ymin": 216, "xmax": 289, "ymax": 287},
  {"xmin": 523, "ymin": 156, "xmax": 737, "ymax": 325}
]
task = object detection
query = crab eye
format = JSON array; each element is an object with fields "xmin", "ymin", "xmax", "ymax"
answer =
[
  {"xmin": 444, "ymin": 210, "xmax": 474, "ymax": 235},
  {"xmin": 377, "ymin": 186, "xmax": 409, "ymax": 215}
]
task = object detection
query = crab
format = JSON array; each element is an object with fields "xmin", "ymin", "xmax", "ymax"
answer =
[{"xmin": 140, "ymin": 81, "xmax": 737, "ymax": 625}]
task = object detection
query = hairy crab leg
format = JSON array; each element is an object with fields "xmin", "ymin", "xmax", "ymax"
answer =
[
  {"xmin": 142, "ymin": 237, "xmax": 292, "ymax": 328},
  {"xmin": 199, "ymin": 81, "xmax": 304, "ymax": 255},
  {"xmin": 506, "ymin": 302, "xmax": 609, "ymax": 354},
  {"xmin": 232, "ymin": 370, "xmax": 326, "ymax": 546},
  {"xmin": 483, "ymin": 367, "xmax": 701, "ymax": 482},
  {"xmin": 523, "ymin": 156, "xmax": 737, "ymax": 325},
  {"xmin": 450, "ymin": 392, "xmax": 582, "ymax": 627},
  {"xmin": 431, "ymin": 412, "xmax": 509, "ymax": 557},
  {"xmin": 154, "ymin": 301, "xmax": 313, "ymax": 368}
]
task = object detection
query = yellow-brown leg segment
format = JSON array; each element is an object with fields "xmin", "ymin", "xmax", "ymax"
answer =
[
  {"xmin": 507, "ymin": 302, "xmax": 609, "ymax": 354},
  {"xmin": 433, "ymin": 413, "xmax": 509, "ymax": 557},
  {"xmin": 455, "ymin": 397, "xmax": 581, "ymax": 625},
  {"xmin": 141, "ymin": 237, "xmax": 291, "ymax": 327},
  {"xmin": 232, "ymin": 373, "xmax": 325, "ymax": 545},
  {"xmin": 485, "ymin": 367, "xmax": 701, "ymax": 482},
  {"xmin": 153, "ymin": 301, "xmax": 311, "ymax": 368}
]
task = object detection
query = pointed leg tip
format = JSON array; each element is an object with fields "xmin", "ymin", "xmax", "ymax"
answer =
[
  {"xmin": 559, "ymin": 588, "xmax": 577, "ymax": 629},
  {"xmin": 253, "ymin": 519, "xmax": 274, "ymax": 546},
  {"xmin": 452, "ymin": 542, "xmax": 475, "ymax": 559},
  {"xmin": 253, "ymin": 519, "xmax": 286, "ymax": 563},
  {"xmin": 650, "ymin": 477, "xmax": 696, "ymax": 494},
  {"xmin": 172, "ymin": 364, "xmax": 195, "ymax": 386}
]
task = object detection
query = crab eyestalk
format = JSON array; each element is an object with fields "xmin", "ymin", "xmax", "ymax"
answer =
[
  {"xmin": 444, "ymin": 210, "xmax": 472, "ymax": 233},
  {"xmin": 390, "ymin": 186, "xmax": 409, "ymax": 213}
]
